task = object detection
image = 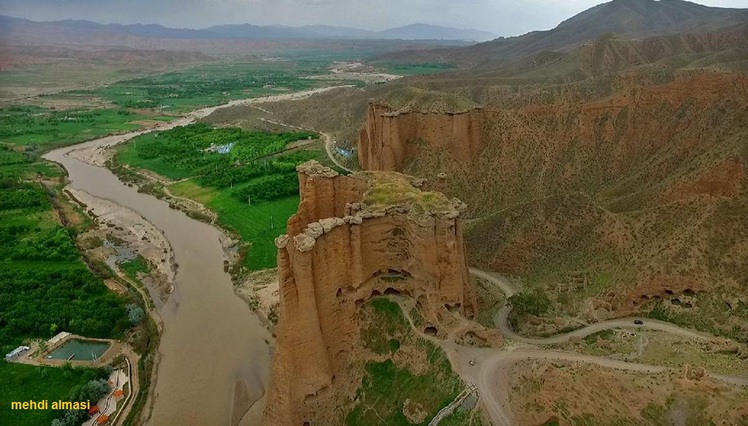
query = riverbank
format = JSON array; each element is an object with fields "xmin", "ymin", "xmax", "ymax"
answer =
[{"xmin": 39, "ymin": 87, "xmax": 352, "ymax": 425}]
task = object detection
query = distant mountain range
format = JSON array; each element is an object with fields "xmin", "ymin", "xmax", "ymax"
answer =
[
  {"xmin": 378, "ymin": 0, "xmax": 748, "ymax": 68},
  {"xmin": 0, "ymin": 15, "xmax": 496, "ymax": 42}
]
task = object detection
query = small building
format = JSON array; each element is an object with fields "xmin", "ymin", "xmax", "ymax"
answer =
[
  {"xmin": 113, "ymin": 390, "xmax": 125, "ymax": 400},
  {"xmin": 204, "ymin": 142, "xmax": 235, "ymax": 155},
  {"xmin": 96, "ymin": 414, "xmax": 110, "ymax": 425},
  {"xmin": 48, "ymin": 331, "xmax": 70, "ymax": 346},
  {"xmin": 88, "ymin": 405, "xmax": 100, "ymax": 416},
  {"xmin": 4, "ymin": 346, "xmax": 30, "ymax": 359},
  {"xmin": 335, "ymin": 147, "xmax": 354, "ymax": 158}
]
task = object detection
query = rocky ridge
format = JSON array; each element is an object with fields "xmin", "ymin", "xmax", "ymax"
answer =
[
  {"xmin": 356, "ymin": 71, "xmax": 748, "ymax": 338},
  {"xmin": 262, "ymin": 161, "xmax": 479, "ymax": 425}
]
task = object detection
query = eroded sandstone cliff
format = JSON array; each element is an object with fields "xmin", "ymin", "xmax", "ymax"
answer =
[
  {"xmin": 356, "ymin": 71, "xmax": 748, "ymax": 338},
  {"xmin": 262, "ymin": 161, "xmax": 478, "ymax": 426},
  {"xmin": 357, "ymin": 103, "xmax": 486, "ymax": 172}
]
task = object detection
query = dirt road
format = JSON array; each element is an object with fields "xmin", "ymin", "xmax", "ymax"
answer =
[
  {"xmin": 461, "ymin": 268, "xmax": 748, "ymax": 426},
  {"xmin": 258, "ymin": 114, "xmax": 354, "ymax": 173}
]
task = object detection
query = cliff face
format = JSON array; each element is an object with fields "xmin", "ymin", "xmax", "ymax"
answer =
[
  {"xmin": 262, "ymin": 161, "xmax": 476, "ymax": 426},
  {"xmin": 356, "ymin": 71, "xmax": 748, "ymax": 338},
  {"xmin": 357, "ymin": 103, "xmax": 486, "ymax": 171}
]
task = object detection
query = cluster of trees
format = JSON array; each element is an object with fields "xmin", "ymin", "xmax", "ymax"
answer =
[
  {"xmin": 135, "ymin": 123, "xmax": 314, "ymax": 167},
  {"xmin": 0, "ymin": 180, "xmax": 128, "ymax": 351},
  {"xmin": 197, "ymin": 150, "xmax": 316, "ymax": 189},
  {"xmin": 0, "ymin": 265, "xmax": 129, "ymax": 350},
  {"xmin": 126, "ymin": 303, "xmax": 145, "ymax": 325},
  {"xmin": 51, "ymin": 375, "xmax": 111, "ymax": 426},
  {"xmin": 0, "ymin": 107, "xmax": 111, "ymax": 137},
  {"xmin": 507, "ymin": 288, "xmax": 552, "ymax": 317},
  {"xmin": 231, "ymin": 173, "xmax": 300, "ymax": 204},
  {"xmin": 128, "ymin": 124, "xmax": 318, "ymax": 202},
  {"xmin": 102, "ymin": 66, "xmax": 318, "ymax": 109},
  {"xmin": 0, "ymin": 185, "xmax": 49, "ymax": 209},
  {"xmin": 0, "ymin": 227, "xmax": 79, "ymax": 261}
]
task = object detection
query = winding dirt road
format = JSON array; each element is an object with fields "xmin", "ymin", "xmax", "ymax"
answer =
[{"xmin": 460, "ymin": 268, "xmax": 748, "ymax": 426}]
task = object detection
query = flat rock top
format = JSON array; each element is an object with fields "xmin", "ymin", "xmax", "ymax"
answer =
[
  {"xmin": 297, "ymin": 160, "xmax": 339, "ymax": 179},
  {"xmin": 357, "ymin": 171, "xmax": 462, "ymax": 217}
]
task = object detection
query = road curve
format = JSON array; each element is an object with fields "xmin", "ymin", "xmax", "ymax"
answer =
[
  {"xmin": 323, "ymin": 133, "xmax": 354, "ymax": 173},
  {"xmin": 470, "ymin": 268, "xmax": 713, "ymax": 344},
  {"xmin": 476, "ymin": 349, "xmax": 667, "ymax": 426},
  {"xmin": 465, "ymin": 268, "xmax": 748, "ymax": 426}
]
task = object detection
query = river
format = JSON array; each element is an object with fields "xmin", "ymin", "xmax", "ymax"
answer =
[{"xmin": 42, "ymin": 87, "xmax": 348, "ymax": 425}]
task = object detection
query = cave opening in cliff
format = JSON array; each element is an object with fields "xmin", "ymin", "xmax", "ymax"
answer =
[
  {"xmin": 445, "ymin": 303, "xmax": 461, "ymax": 313},
  {"xmin": 384, "ymin": 287, "xmax": 405, "ymax": 296}
]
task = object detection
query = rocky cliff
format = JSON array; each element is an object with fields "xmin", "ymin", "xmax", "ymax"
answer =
[
  {"xmin": 357, "ymin": 103, "xmax": 486, "ymax": 171},
  {"xmin": 262, "ymin": 161, "xmax": 477, "ymax": 426},
  {"xmin": 356, "ymin": 70, "xmax": 748, "ymax": 339}
]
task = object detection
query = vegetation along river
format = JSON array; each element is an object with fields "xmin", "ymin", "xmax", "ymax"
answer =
[{"xmin": 41, "ymin": 88, "xmax": 347, "ymax": 425}]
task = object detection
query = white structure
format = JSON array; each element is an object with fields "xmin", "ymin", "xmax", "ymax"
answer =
[
  {"xmin": 48, "ymin": 331, "xmax": 71, "ymax": 346},
  {"xmin": 5, "ymin": 346, "xmax": 30, "ymax": 359}
]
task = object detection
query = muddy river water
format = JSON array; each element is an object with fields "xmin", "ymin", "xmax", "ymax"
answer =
[{"xmin": 42, "ymin": 87, "xmax": 348, "ymax": 425}]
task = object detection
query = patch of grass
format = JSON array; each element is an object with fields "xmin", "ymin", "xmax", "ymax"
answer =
[
  {"xmin": 410, "ymin": 306, "xmax": 425, "ymax": 328},
  {"xmin": 361, "ymin": 171, "xmax": 452, "ymax": 213},
  {"xmin": 647, "ymin": 300, "xmax": 746, "ymax": 343},
  {"xmin": 377, "ymin": 62, "xmax": 455, "ymax": 76},
  {"xmin": 118, "ymin": 125, "xmax": 337, "ymax": 270},
  {"xmin": 211, "ymin": 193, "xmax": 299, "ymax": 270},
  {"xmin": 120, "ymin": 255, "xmax": 151, "ymax": 282},
  {"xmin": 641, "ymin": 402, "xmax": 667, "ymax": 423},
  {"xmin": 346, "ymin": 346, "xmax": 461, "ymax": 426},
  {"xmin": 360, "ymin": 298, "xmax": 409, "ymax": 355},
  {"xmin": 170, "ymin": 180, "xmax": 300, "ymax": 270},
  {"xmin": 0, "ymin": 361, "xmax": 106, "ymax": 426},
  {"xmin": 348, "ymin": 298, "xmax": 462, "ymax": 425},
  {"xmin": 0, "ymin": 106, "xmax": 153, "ymax": 148},
  {"xmin": 583, "ymin": 329, "xmax": 615, "ymax": 344}
]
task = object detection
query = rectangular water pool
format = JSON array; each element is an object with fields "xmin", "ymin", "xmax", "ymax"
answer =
[{"xmin": 47, "ymin": 339, "xmax": 110, "ymax": 361}]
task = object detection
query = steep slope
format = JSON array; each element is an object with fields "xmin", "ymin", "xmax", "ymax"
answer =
[
  {"xmin": 252, "ymin": 24, "xmax": 748, "ymax": 148},
  {"xmin": 263, "ymin": 161, "xmax": 497, "ymax": 425},
  {"xmin": 357, "ymin": 70, "xmax": 748, "ymax": 339},
  {"xmin": 377, "ymin": 0, "xmax": 748, "ymax": 68}
]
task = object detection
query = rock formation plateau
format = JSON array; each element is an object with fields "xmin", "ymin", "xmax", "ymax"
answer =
[{"xmin": 262, "ymin": 161, "xmax": 477, "ymax": 426}]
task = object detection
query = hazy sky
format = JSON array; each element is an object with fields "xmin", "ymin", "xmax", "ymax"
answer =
[{"xmin": 1, "ymin": 0, "xmax": 747, "ymax": 35}]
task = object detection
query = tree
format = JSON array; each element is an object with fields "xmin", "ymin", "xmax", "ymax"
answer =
[
  {"xmin": 508, "ymin": 289, "xmax": 552, "ymax": 317},
  {"xmin": 127, "ymin": 304, "xmax": 145, "ymax": 325}
]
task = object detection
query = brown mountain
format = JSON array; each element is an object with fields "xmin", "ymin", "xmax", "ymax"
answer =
[
  {"xmin": 378, "ymin": 0, "xmax": 748, "ymax": 69},
  {"xmin": 355, "ymin": 67, "xmax": 748, "ymax": 340}
]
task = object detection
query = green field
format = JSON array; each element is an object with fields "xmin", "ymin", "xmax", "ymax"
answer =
[
  {"xmin": 0, "ymin": 106, "xmax": 173, "ymax": 148},
  {"xmin": 376, "ymin": 62, "xmax": 455, "ymax": 75},
  {"xmin": 0, "ymin": 177, "xmax": 129, "ymax": 352},
  {"xmin": 0, "ymin": 146, "xmax": 128, "ymax": 348},
  {"xmin": 0, "ymin": 362, "xmax": 109, "ymax": 426},
  {"xmin": 120, "ymin": 255, "xmax": 151, "ymax": 282},
  {"xmin": 78, "ymin": 61, "xmax": 360, "ymax": 114},
  {"xmin": 117, "ymin": 123, "xmax": 337, "ymax": 270},
  {"xmin": 169, "ymin": 179, "xmax": 301, "ymax": 270}
]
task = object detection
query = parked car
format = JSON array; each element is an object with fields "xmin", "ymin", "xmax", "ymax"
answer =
[{"xmin": 634, "ymin": 320, "xmax": 644, "ymax": 325}]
